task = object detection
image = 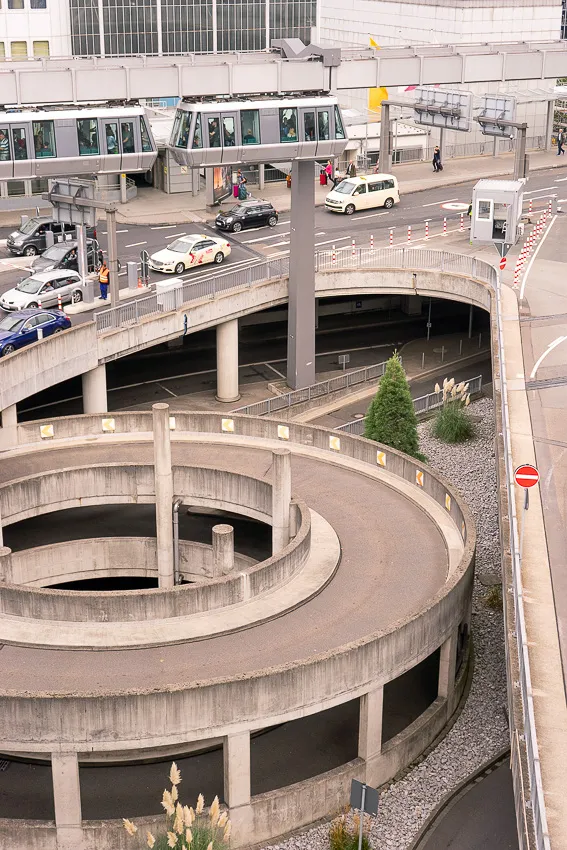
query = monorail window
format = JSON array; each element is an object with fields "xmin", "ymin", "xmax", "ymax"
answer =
[
  {"xmin": 208, "ymin": 117, "xmax": 221, "ymax": 148},
  {"xmin": 222, "ymin": 117, "xmax": 235, "ymax": 147},
  {"xmin": 105, "ymin": 123, "xmax": 119, "ymax": 154},
  {"xmin": 140, "ymin": 117, "xmax": 153, "ymax": 152},
  {"xmin": 318, "ymin": 111, "xmax": 330, "ymax": 141},
  {"xmin": 241, "ymin": 110, "xmax": 260, "ymax": 145},
  {"xmin": 0, "ymin": 128, "xmax": 9, "ymax": 162},
  {"xmin": 121, "ymin": 122, "xmax": 135, "ymax": 154},
  {"xmin": 175, "ymin": 111, "xmax": 192, "ymax": 148},
  {"xmin": 304, "ymin": 112, "xmax": 315, "ymax": 142},
  {"xmin": 334, "ymin": 106, "xmax": 345, "ymax": 140},
  {"xmin": 12, "ymin": 128, "xmax": 27, "ymax": 160},
  {"xmin": 280, "ymin": 108, "xmax": 297, "ymax": 142},
  {"xmin": 77, "ymin": 118, "xmax": 99, "ymax": 156},
  {"xmin": 33, "ymin": 121, "xmax": 56, "ymax": 158},
  {"xmin": 191, "ymin": 114, "xmax": 202, "ymax": 149}
]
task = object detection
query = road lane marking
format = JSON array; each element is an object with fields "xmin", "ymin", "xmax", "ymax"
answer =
[
  {"xmin": 151, "ymin": 225, "xmax": 179, "ymax": 230},
  {"xmin": 242, "ymin": 232, "xmax": 291, "ymax": 243},
  {"xmin": 102, "ymin": 229, "xmax": 129, "ymax": 234},
  {"xmin": 125, "ymin": 241, "xmax": 147, "ymax": 248},
  {"xmin": 264, "ymin": 362, "xmax": 286, "ymax": 379},
  {"xmin": 520, "ymin": 214, "xmax": 558, "ymax": 300},
  {"xmin": 523, "ymin": 186, "xmax": 558, "ymax": 195},
  {"xmin": 267, "ymin": 241, "xmax": 290, "ymax": 247},
  {"xmin": 157, "ymin": 382, "xmax": 178, "ymax": 397},
  {"xmin": 315, "ymin": 236, "xmax": 351, "ymax": 246},
  {"xmin": 423, "ymin": 197, "xmax": 458, "ymax": 207},
  {"xmin": 353, "ymin": 212, "xmax": 390, "ymax": 220},
  {"xmin": 530, "ymin": 335, "xmax": 567, "ymax": 378}
]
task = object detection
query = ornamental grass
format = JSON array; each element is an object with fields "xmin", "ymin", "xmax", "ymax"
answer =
[
  {"xmin": 123, "ymin": 762, "xmax": 231, "ymax": 850},
  {"xmin": 431, "ymin": 377, "xmax": 475, "ymax": 444}
]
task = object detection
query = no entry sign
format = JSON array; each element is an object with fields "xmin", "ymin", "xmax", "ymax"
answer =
[
  {"xmin": 514, "ymin": 464, "xmax": 539, "ymax": 488},
  {"xmin": 499, "ymin": 257, "xmax": 507, "ymax": 270}
]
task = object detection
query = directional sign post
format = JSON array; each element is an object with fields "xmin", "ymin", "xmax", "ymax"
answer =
[
  {"xmin": 350, "ymin": 779, "xmax": 379, "ymax": 850},
  {"xmin": 499, "ymin": 256, "xmax": 507, "ymax": 271},
  {"xmin": 514, "ymin": 463, "xmax": 539, "ymax": 565}
]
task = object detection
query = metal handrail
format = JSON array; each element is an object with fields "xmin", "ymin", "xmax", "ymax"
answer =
[{"xmin": 95, "ymin": 247, "xmax": 496, "ymax": 335}]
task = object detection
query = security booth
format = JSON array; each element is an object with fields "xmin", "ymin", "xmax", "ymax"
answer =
[{"xmin": 471, "ymin": 179, "xmax": 524, "ymax": 245}]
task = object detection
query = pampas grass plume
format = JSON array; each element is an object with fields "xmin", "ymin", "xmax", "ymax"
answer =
[
  {"xmin": 147, "ymin": 832, "xmax": 156, "ymax": 848},
  {"xmin": 123, "ymin": 819, "xmax": 137, "ymax": 836},
  {"xmin": 169, "ymin": 762, "xmax": 182, "ymax": 786},
  {"xmin": 167, "ymin": 831, "xmax": 178, "ymax": 848},
  {"xmin": 196, "ymin": 794, "xmax": 204, "ymax": 815}
]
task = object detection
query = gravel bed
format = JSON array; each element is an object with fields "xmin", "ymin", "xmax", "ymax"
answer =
[{"xmin": 263, "ymin": 396, "xmax": 508, "ymax": 850}]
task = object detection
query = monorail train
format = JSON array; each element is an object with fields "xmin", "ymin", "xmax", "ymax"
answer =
[
  {"xmin": 0, "ymin": 105, "xmax": 157, "ymax": 181},
  {"xmin": 168, "ymin": 96, "xmax": 349, "ymax": 168}
]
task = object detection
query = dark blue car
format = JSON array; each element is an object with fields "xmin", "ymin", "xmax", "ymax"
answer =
[{"xmin": 0, "ymin": 308, "xmax": 71, "ymax": 357}]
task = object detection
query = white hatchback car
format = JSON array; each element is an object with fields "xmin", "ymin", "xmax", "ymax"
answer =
[
  {"xmin": 149, "ymin": 234, "xmax": 231, "ymax": 274},
  {"xmin": 0, "ymin": 269, "xmax": 84, "ymax": 311}
]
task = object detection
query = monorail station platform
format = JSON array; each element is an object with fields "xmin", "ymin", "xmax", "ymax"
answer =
[{"xmin": 0, "ymin": 407, "xmax": 474, "ymax": 850}]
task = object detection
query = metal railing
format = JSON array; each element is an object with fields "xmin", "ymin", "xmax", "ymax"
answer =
[
  {"xmin": 95, "ymin": 247, "xmax": 496, "ymax": 335},
  {"xmin": 336, "ymin": 375, "xmax": 483, "ymax": 434},
  {"xmin": 233, "ymin": 360, "xmax": 390, "ymax": 417}
]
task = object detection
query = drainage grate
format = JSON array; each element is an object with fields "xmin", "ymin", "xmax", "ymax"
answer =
[{"xmin": 0, "ymin": 761, "xmax": 11, "ymax": 772}]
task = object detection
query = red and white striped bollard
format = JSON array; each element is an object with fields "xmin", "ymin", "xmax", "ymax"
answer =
[
  {"xmin": 332, "ymin": 244, "xmax": 336, "ymax": 265},
  {"xmin": 425, "ymin": 220, "xmax": 429, "ymax": 240},
  {"xmin": 351, "ymin": 238, "xmax": 356, "ymax": 258},
  {"xmin": 460, "ymin": 213, "xmax": 464, "ymax": 232},
  {"xmin": 57, "ymin": 294, "xmax": 63, "ymax": 310},
  {"xmin": 389, "ymin": 229, "xmax": 393, "ymax": 247},
  {"xmin": 443, "ymin": 217, "xmax": 447, "ymax": 236},
  {"xmin": 370, "ymin": 233, "xmax": 374, "ymax": 251},
  {"xmin": 528, "ymin": 198, "xmax": 533, "ymax": 215},
  {"xmin": 407, "ymin": 225, "xmax": 411, "ymax": 244}
]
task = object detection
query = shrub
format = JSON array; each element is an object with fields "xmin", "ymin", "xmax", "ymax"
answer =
[
  {"xmin": 364, "ymin": 351, "xmax": 425, "ymax": 460},
  {"xmin": 431, "ymin": 378, "xmax": 475, "ymax": 444},
  {"xmin": 123, "ymin": 763, "xmax": 231, "ymax": 849},
  {"xmin": 329, "ymin": 814, "xmax": 371, "ymax": 850},
  {"xmin": 485, "ymin": 584, "xmax": 503, "ymax": 610}
]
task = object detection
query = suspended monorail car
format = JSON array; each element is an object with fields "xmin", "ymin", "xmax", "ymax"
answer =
[
  {"xmin": 169, "ymin": 96, "xmax": 348, "ymax": 167},
  {"xmin": 0, "ymin": 105, "xmax": 157, "ymax": 181}
]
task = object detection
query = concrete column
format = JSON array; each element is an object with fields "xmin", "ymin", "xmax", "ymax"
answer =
[
  {"xmin": 287, "ymin": 159, "xmax": 316, "ymax": 390},
  {"xmin": 212, "ymin": 524, "xmax": 235, "ymax": 576},
  {"xmin": 223, "ymin": 731, "xmax": 251, "ymax": 808},
  {"xmin": 0, "ymin": 403, "xmax": 18, "ymax": 452},
  {"xmin": 378, "ymin": 102, "xmax": 391, "ymax": 174},
  {"xmin": 358, "ymin": 686, "xmax": 384, "ymax": 761},
  {"xmin": 119, "ymin": 173, "xmax": 128, "ymax": 204},
  {"xmin": 0, "ymin": 547, "xmax": 12, "ymax": 582},
  {"xmin": 258, "ymin": 163, "xmax": 265, "ymax": 189},
  {"xmin": 81, "ymin": 364, "xmax": 107, "ymax": 414},
  {"xmin": 545, "ymin": 99, "xmax": 555, "ymax": 150},
  {"xmin": 438, "ymin": 630, "xmax": 458, "ymax": 704},
  {"xmin": 52, "ymin": 752, "xmax": 83, "ymax": 850},
  {"xmin": 271, "ymin": 448, "xmax": 291, "ymax": 553},
  {"xmin": 152, "ymin": 402, "xmax": 174, "ymax": 589},
  {"xmin": 216, "ymin": 319, "xmax": 240, "ymax": 403}
]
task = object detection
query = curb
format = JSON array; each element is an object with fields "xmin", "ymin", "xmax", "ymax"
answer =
[{"xmin": 408, "ymin": 745, "xmax": 512, "ymax": 850}]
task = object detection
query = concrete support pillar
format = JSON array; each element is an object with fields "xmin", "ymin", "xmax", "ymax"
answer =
[
  {"xmin": 287, "ymin": 159, "xmax": 316, "ymax": 390},
  {"xmin": 401, "ymin": 295, "xmax": 421, "ymax": 316},
  {"xmin": 0, "ymin": 546, "xmax": 12, "ymax": 582},
  {"xmin": 0, "ymin": 403, "xmax": 18, "ymax": 452},
  {"xmin": 272, "ymin": 448, "xmax": 292, "ymax": 553},
  {"xmin": 52, "ymin": 752, "xmax": 84, "ymax": 850},
  {"xmin": 545, "ymin": 99, "xmax": 555, "ymax": 151},
  {"xmin": 82, "ymin": 364, "xmax": 107, "ymax": 414},
  {"xmin": 258, "ymin": 163, "xmax": 265, "ymax": 189},
  {"xmin": 216, "ymin": 319, "xmax": 240, "ymax": 403},
  {"xmin": 152, "ymin": 402, "xmax": 174, "ymax": 589},
  {"xmin": 212, "ymin": 524, "xmax": 235, "ymax": 576},
  {"xmin": 119, "ymin": 172, "xmax": 127, "ymax": 204},
  {"xmin": 223, "ymin": 731, "xmax": 251, "ymax": 808},
  {"xmin": 358, "ymin": 686, "xmax": 384, "ymax": 762},
  {"xmin": 438, "ymin": 630, "xmax": 458, "ymax": 705}
]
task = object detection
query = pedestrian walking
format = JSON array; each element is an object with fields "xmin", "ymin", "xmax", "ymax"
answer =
[
  {"xmin": 325, "ymin": 160, "xmax": 333, "ymax": 181},
  {"xmin": 432, "ymin": 146, "xmax": 442, "ymax": 172},
  {"xmin": 347, "ymin": 160, "xmax": 357, "ymax": 178},
  {"xmin": 558, "ymin": 129, "xmax": 565, "ymax": 156},
  {"xmin": 98, "ymin": 261, "xmax": 109, "ymax": 300}
]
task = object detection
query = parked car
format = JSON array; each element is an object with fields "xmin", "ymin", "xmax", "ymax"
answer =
[
  {"xmin": 0, "ymin": 269, "xmax": 84, "ymax": 311},
  {"xmin": 215, "ymin": 201, "xmax": 279, "ymax": 233},
  {"xmin": 0, "ymin": 308, "xmax": 71, "ymax": 356},
  {"xmin": 6, "ymin": 217, "xmax": 97, "ymax": 257},
  {"xmin": 149, "ymin": 234, "xmax": 231, "ymax": 274},
  {"xmin": 325, "ymin": 174, "xmax": 400, "ymax": 215},
  {"xmin": 31, "ymin": 239, "xmax": 104, "ymax": 274}
]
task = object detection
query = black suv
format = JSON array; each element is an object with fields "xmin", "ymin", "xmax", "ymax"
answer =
[
  {"xmin": 215, "ymin": 202, "xmax": 278, "ymax": 233},
  {"xmin": 6, "ymin": 217, "xmax": 97, "ymax": 257},
  {"xmin": 31, "ymin": 240, "xmax": 105, "ymax": 274}
]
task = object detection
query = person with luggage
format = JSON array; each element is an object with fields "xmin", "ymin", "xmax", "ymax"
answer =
[
  {"xmin": 320, "ymin": 166, "xmax": 328, "ymax": 186},
  {"xmin": 237, "ymin": 170, "xmax": 248, "ymax": 200},
  {"xmin": 432, "ymin": 146, "xmax": 442, "ymax": 172}
]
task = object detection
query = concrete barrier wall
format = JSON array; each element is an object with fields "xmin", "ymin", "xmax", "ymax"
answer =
[{"xmin": 8, "ymin": 537, "xmax": 256, "ymax": 586}]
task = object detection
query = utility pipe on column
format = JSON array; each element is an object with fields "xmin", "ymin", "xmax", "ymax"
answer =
[{"xmin": 152, "ymin": 403, "xmax": 175, "ymax": 588}]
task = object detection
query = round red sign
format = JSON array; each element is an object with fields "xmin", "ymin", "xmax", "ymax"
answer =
[
  {"xmin": 514, "ymin": 464, "xmax": 539, "ymax": 488},
  {"xmin": 499, "ymin": 257, "xmax": 507, "ymax": 270}
]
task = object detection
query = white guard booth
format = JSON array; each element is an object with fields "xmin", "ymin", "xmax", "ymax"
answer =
[{"xmin": 471, "ymin": 179, "xmax": 524, "ymax": 246}]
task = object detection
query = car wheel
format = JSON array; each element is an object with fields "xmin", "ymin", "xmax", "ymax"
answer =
[
  {"xmin": 53, "ymin": 328, "xmax": 63, "ymax": 334},
  {"xmin": 232, "ymin": 222, "xmax": 242, "ymax": 233},
  {"xmin": 384, "ymin": 197, "xmax": 395, "ymax": 209},
  {"xmin": 345, "ymin": 204, "xmax": 355, "ymax": 216},
  {"xmin": 2, "ymin": 344, "xmax": 15, "ymax": 356},
  {"xmin": 268, "ymin": 216, "xmax": 277, "ymax": 227},
  {"xmin": 23, "ymin": 245, "xmax": 38, "ymax": 256},
  {"xmin": 174, "ymin": 262, "xmax": 186, "ymax": 274},
  {"xmin": 214, "ymin": 252, "xmax": 225, "ymax": 264},
  {"xmin": 71, "ymin": 289, "xmax": 83, "ymax": 304},
  {"xmin": 27, "ymin": 301, "xmax": 38, "ymax": 308}
]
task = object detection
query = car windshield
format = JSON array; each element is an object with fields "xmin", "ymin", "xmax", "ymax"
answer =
[
  {"xmin": 0, "ymin": 315, "xmax": 24, "ymax": 332},
  {"xmin": 42, "ymin": 245, "xmax": 69, "ymax": 261},
  {"xmin": 334, "ymin": 181, "xmax": 356, "ymax": 195},
  {"xmin": 15, "ymin": 277, "xmax": 43, "ymax": 294},
  {"xmin": 228, "ymin": 206, "xmax": 247, "ymax": 215},
  {"xmin": 19, "ymin": 219, "xmax": 41, "ymax": 236},
  {"xmin": 167, "ymin": 239, "xmax": 194, "ymax": 253}
]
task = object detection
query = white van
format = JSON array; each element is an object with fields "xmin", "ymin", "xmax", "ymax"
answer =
[{"xmin": 325, "ymin": 173, "xmax": 400, "ymax": 215}]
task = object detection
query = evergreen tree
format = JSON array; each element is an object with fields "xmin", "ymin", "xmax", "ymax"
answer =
[{"xmin": 364, "ymin": 352, "xmax": 424, "ymax": 459}]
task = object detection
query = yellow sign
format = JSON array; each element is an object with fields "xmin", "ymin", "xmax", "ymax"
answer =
[
  {"xmin": 445, "ymin": 493, "xmax": 452, "ymax": 511},
  {"xmin": 329, "ymin": 435, "xmax": 341, "ymax": 452},
  {"xmin": 40, "ymin": 423, "xmax": 54, "ymax": 439},
  {"xmin": 277, "ymin": 424, "xmax": 290, "ymax": 441},
  {"xmin": 376, "ymin": 451, "xmax": 386, "ymax": 466},
  {"xmin": 221, "ymin": 418, "xmax": 235, "ymax": 433},
  {"xmin": 102, "ymin": 418, "xmax": 115, "ymax": 433},
  {"xmin": 415, "ymin": 470, "xmax": 424, "ymax": 487}
]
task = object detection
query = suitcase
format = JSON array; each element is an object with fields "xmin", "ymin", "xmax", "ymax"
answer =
[
  {"xmin": 238, "ymin": 184, "xmax": 248, "ymax": 200},
  {"xmin": 233, "ymin": 184, "xmax": 239, "ymax": 198},
  {"xmin": 320, "ymin": 172, "xmax": 327, "ymax": 186}
]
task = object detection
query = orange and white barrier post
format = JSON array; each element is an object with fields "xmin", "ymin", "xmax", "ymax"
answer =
[
  {"xmin": 370, "ymin": 233, "xmax": 374, "ymax": 250},
  {"xmin": 528, "ymin": 198, "xmax": 533, "ymax": 215},
  {"xmin": 332, "ymin": 244, "xmax": 336, "ymax": 265},
  {"xmin": 351, "ymin": 238, "xmax": 356, "ymax": 258},
  {"xmin": 389, "ymin": 229, "xmax": 394, "ymax": 247},
  {"xmin": 460, "ymin": 213, "xmax": 464, "ymax": 232},
  {"xmin": 407, "ymin": 225, "xmax": 411, "ymax": 244},
  {"xmin": 443, "ymin": 217, "xmax": 447, "ymax": 236},
  {"xmin": 425, "ymin": 220, "xmax": 429, "ymax": 240},
  {"xmin": 57, "ymin": 294, "xmax": 63, "ymax": 310}
]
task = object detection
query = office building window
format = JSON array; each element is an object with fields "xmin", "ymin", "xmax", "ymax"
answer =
[
  {"xmin": 8, "ymin": 0, "xmax": 25, "ymax": 8},
  {"xmin": 104, "ymin": 0, "xmax": 158, "ymax": 56},
  {"xmin": 31, "ymin": 0, "xmax": 47, "ymax": 7},
  {"xmin": 70, "ymin": 0, "xmax": 101, "ymax": 56},
  {"xmin": 33, "ymin": 40, "xmax": 49, "ymax": 56},
  {"xmin": 270, "ymin": 0, "xmax": 316, "ymax": 45},
  {"xmin": 10, "ymin": 41, "xmax": 28, "ymax": 57},
  {"xmin": 217, "ymin": 0, "xmax": 266, "ymax": 51},
  {"xmin": 162, "ymin": 0, "xmax": 213, "ymax": 53}
]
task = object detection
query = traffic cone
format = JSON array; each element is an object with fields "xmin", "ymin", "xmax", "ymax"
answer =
[{"xmin": 138, "ymin": 277, "xmax": 143, "ymax": 288}]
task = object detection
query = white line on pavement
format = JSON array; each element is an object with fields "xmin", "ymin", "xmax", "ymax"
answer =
[
  {"xmin": 102, "ymin": 230, "xmax": 129, "ymax": 234},
  {"xmin": 315, "ymin": 236, "xmax": 351, "ymax": 247},
  {"xmin": 315, "ymin": 231, "xmax": 326, "ymax": 236},
  {"xmin": 167, "ymin": 233, "xmax": 186, "ymax": 239},
  {"xmin": 530, "ymin": 335, "xmax": 567, "ymax": 378},
  {"xmin": 267, "ymin": 241, "xmax": 290, "ymax": 247},
  {"xmin": 556, "ymin": 176, "xmax": 567, "ymax": 181},
  {"xmin": 422, "ymin": 197, "xmax": 458, "ymax": 207},
  {"xmin": 263, "ymin": 362, "xmax": 286, "ymax": 379},
  {"xmin": 520, "ymin": 214, "xmax": 558, "ymax": 300},
  {"xmin": 353, "ymin": 212, "xmax": 390, "ymax": 220},
  {"xmin": 242, "ymin": 232, "xmax": 291, "ymax": 243},
  {"xmin": 151, "ymin": 225, "xmax": 179, "ymax": 230},
  {"xmin": 523, "ymin": 186, "xmax": 558, "ymax": 195},
  {"xmin": 125, "ymin": 241, "xmax": 147, "ymax": 248},
  {"xmin": 157, "ymin": 382, "xmax": 178, "ymax": 397}
]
